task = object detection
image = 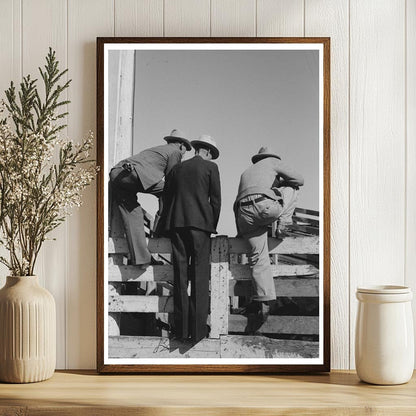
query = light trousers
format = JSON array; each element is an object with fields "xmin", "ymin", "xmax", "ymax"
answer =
[
  {"xmin": 236, "ymin": 187, "xmax": 298, "ymax": 301},
  {"xmin": 109, "ymin": 166, "xmax": 163, "ymax": 265}
]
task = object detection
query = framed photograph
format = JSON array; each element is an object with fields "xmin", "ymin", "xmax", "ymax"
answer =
[{"xmin": 97, "ymin": 37, "xmax": 330, "ymax": 373}]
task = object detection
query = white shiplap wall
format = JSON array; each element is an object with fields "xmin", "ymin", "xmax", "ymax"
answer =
[{"xmin": 0, "ymin": 0, "xmax": 414, "ymax": 370}]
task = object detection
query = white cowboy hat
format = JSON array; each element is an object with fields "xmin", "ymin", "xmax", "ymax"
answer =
[
  {"xmin": 251, "ymin": 146, "xmax": 281, "ymax": 164},
  {"xmin": 164, "ymin": 129, "xmax": 192, "ymax": 151},
  {"xmin": 191, "ymin": 135, "xmax": 220, "ymax": 160}
]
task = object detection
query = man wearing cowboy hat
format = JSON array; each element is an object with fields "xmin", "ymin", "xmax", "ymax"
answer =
[
  {"xmin": 234, "ymin": 147, "xmax": 304, "ymax": 331},
  {"xmin": 162, "ymin": 135, "xmax": 221, "ymax": 343},
  {"xmin": 109, "ymin": 129, "xmax": 192, "ymax": 268}
]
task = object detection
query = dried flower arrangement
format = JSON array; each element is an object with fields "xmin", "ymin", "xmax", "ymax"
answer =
[{"xmin": 0, "ymin": 48, "xmax": 96, "ymax": 276}]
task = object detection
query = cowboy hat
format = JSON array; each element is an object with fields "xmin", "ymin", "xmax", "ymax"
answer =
[
  {"xmin": 164, "ymin": 129, "xmax": 192, "ymax": 151},
  {"xmin": 191, "ymin": 135, "xmax": 220, "ymax": 160},
  {"xmin": 251, "ymin": 146, "xmax": 281, "ymax": 164}
]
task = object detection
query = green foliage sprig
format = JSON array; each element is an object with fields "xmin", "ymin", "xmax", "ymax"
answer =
[{"xmin": 0, "ymin": 48, "xmax": 96, "ymax": 276}]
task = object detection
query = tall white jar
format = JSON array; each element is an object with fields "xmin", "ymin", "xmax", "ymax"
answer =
[{"xmin": 355, "ymin": 285, "xmax": 414, "ymax": 385}]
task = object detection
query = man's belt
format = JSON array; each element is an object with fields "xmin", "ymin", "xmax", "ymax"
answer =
[{"xmin": 239, "ymin": 196, "xmax": 268, "ymax": 207}]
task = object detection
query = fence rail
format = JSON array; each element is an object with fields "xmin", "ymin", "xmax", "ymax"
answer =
[{"xmin": 107, "ymin": 207, "xmax": 320, "ymax": 357}]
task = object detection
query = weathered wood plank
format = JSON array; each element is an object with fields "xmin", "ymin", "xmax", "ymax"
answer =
[
  {"xmin": 108, "ymin": 264, "xmax": 173, "ymax": 282},
  {"xmin": 210, "ymin": 236, "xmax": 230, "ymax": 338},
  {"xmin": 228, "ymin": 315, "xmax": 319, "ymax": 335},
  {"xmin": 230, "ymin": 263, "xmax": 318, "ymax": 280},
  {"xmin": 230, "ymin": 278, "xmax": 319, "ymax": 298},
  {"xmin": 109, "ymin": 263, "xmax": 318, "ymax": 283},
  {"xmin": 293, "ymin": 215, "xmax": 320, "ymax": 227},
  {"xmin": 108, "ymin": 237, "xmax": 172, "ymax": 254},
  {"xmin": 228, "ymin": 236, "xmax": 319, "ymax": 255},
  {"xmin": 220, "ymin": 335, "xmax": 319, "ymax": 358},
  {"xmin": 294, "ymin": 208, "xmax": 319, "ymax": 216},
  {"xmin": 290, "ymin": 224, "xmax": 320, "ymax": 236},
  {"xmin": 110, "ymin": 236, "xmax": 318, "ymax": 255},
  {"xmin": 108, "ymin": 336, "xmax": 220, "ymax": 358},
  {"xmin": 109, "ymin": 279, "xmax": 319, "ymax": 299},
  {"xmin": 108, "ymin": 295, "xmax": 173, "ymax": 313},
  {"xmin": 107, "ymin": 335, "xmax": 319, "ymax": 359},
  {"xmin": 148, "ymin": 238, "xmax": 172, "ymax": 253}
]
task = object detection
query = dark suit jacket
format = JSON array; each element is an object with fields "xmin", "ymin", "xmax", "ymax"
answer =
[
  {"xmin": 162, "ymin": 155, "xmax": 221, "ymax": 234},
  {"xmin": 113, "ymin": 143, "xmax": 182, "ymax": 190}
]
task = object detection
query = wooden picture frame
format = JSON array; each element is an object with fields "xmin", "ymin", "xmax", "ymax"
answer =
[{"xmin": 97, "ymin": 37, "xmax": 330, "ymax": 373}]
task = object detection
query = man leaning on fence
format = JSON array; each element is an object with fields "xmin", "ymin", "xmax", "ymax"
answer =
[
  {"xmin": 109, "ymin": 129, "xmax": 191, "ymax": 269},
  {"xmin": 234, "ymin": 147, "xmax": 304, "ymax": 332},
  {"xmin": 161, "ymin": 135, "xmax": 221, "ymax": 343}
]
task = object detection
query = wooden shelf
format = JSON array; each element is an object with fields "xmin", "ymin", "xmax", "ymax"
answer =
[{"xmin": 0, "ymin": 370, "xmax": 415, "ymax": 415}]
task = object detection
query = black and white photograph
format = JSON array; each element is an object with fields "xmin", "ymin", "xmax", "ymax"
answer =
[{"xmin": 97, "ymin": 38, "xmax": 330, "ymax": 373}]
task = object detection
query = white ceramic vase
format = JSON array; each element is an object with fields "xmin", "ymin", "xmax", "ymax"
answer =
[
  {"xmin": 0, "ymin": 276, "xmax": 56, "ymax": 383},
  {"xmin": 355, "ymin": 285, "xmax": 414, "ymax": 385}
]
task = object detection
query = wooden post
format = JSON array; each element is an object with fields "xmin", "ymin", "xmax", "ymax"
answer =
[
  {"xmin": 108, "ymin": 251, "xmax": 124, "ymax": 336},
  {"xmin": 109, "ymin": 50, "xmax": 135, "ymax": 167},
  {"xmin": 210, "ymin": 236, "xmax": 229, "ymax": 338}
]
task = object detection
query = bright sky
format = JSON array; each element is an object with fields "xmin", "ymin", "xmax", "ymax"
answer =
[{"xmin": 132, "ymin": 49, "xmax": 319, "ymax": 236}]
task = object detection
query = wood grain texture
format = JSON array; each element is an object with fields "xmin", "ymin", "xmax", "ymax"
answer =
[
  {"xmin": 406, "ymin": 0, "xmax": 416, "ymax": 365},
  {"xmin": 305, "ymin": 0, "xmax": 350, "ymax": 370},
  {"xmin": 229, "ymin": 277, "xmax": 319, "ymax": 297},
  {"xmin": 108, "ymin": 295, "xmax": 173, "ymax": 312},
  {"xmin": 229, "ymin": 263, "xmax": 319, "ymax": 279},
  {"xmin": 211, "ymin": 0, "xmax": 256, "ymax": 37},
  {"xmin": 108, "ymin": 264, "xmax": 173, "ymax": 282},
  {"xmin": 0, "ymin": 0, "xmax": 21, "ymax": 289},
  {"xmin": 229, "ymin": 236, "xmax": 319, "ymax": 255},
  {"xmin": 0, "ymin": 0, "xmax": 21, "ymax": 100},
  {"xmin": 22, "ymin": 0, "xmax": 68, "ymax": 369},
  {"xmin": 349, "ymin": 0, "xmax": 406, "ymax": 369},
  {"xmin": 108, "ymin": 335, "xmax": 318, "ymax": 359},
  {"xmin": 164, "ymin": 0, "xmax": 210, "ymax": 37},
  {"xmin": 221, "ymin": 335, "xmax": 319, "ymax": 358},
  {"xmin": 210, "ymin": 236, "xmax": 229, "ymax": 338},
  {"xmin": 108, "ymin": 236, "xmax": 320, "ymax": 255},
  {"xmin": 109, "ymin": 336, "xmax": 221, "ymax": 358},
  {"xmin": 229, "ymin": 315, "xmax": 319, "ymax": 335},
  {"xmin": 113, "ymin": 50, "xmax": 135, "ymax": 162},
  {"xmin": 108, "ymin": 277, "xmax": 318, "ymax": 297},
  {"xmin": 67, "ymin": 0, "xmax": 114, "ymax": 370},
  {"xmin": 4, "ymin": 370, "xmax": 415, "ymax": 414},
  {"xmin": 257, "ymin": 0, "xmax": 304, "ymax": 36},
  {"xmin": 115, "ymin": 0, "xmax": 163, "ymax": 36}
]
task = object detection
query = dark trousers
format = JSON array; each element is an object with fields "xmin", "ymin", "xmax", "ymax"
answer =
[
  {"xmin": 109, "ymin": 166, "xmax": 163, "ymax": 265},
  {"xmin": 171, "ymin": 228, "xmax": 211, "ymax": 342}
]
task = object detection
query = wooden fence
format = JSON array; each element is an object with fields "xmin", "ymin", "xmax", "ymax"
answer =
[{"xmin": 107, "ymin": 208, "xmax": 320, "ymax": 358}]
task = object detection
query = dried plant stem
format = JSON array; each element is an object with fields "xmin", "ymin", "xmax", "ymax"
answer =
[{"xmin": 0, "ymin": 48, "xmax": 96, "ymax": 276}]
